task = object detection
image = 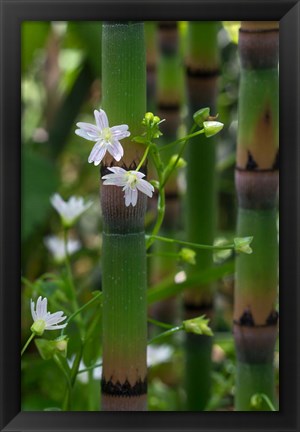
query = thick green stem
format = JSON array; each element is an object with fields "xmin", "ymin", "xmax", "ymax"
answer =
[
  {"xmin": 234, "ymin": 21, "xmax": 279, "ymax": 411},
  {"xmin": 101, "ymin": 21, "xmax": 147, "ymax": 411},
  {"xmin": 184, "ymin": 22, "xmax": 220, "ymax": 411}
]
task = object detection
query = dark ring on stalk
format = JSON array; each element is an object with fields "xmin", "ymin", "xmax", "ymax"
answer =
[
  {"xmin": 183, "ymin": 302, "xmax": 213, "ymax": 313},
  {"xmin": 158, "ymin": 21, "xmax": 177, "ymax": 30},
  {"xmin": 186, "ymin": 66, "xmax": 220, "ymax": 78},
  {"xmin": 239, "ymin": 28, "xmax": 279, "ymax": 34},
  {"xmin": 235, "ymin": 166, "xmax": 278, "ymax": 173},
  {"xmin": 158, "ymin": 102, "xmax": 180, "ymax": 111},
  {"xmin": 100, "ymin": 162, "xmax": 148, "ymax": 177},
  {"xmin": 234, "ymin": 309, "xmax": 279, "ymax": 327},
  {"xmin": 101, "ymin": 377, "xmax": 147, "ymax": 397}
]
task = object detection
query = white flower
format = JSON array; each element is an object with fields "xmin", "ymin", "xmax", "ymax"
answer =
[
  {"xmin": 50, "ymin": 193, "xmax": 93, "ymax": 227},
  {"xmin": 75, "ymin": 109, "xmax": 130, "ymax": 166},
  {"xmin": 102, "ymin": 167, "xmax": 154, "ymax": 207},
  {"xmin": 44, "ymin": 235, "xmax": 81, "ymax": 263},
  {"xmin": 147, "ymin": 345, "xmax": 174, "ymax": 367},
  {"xmin": 30, "ymin": 296, "xmax": 67, "ymax": 335},
  {"xmin": 234, "ymin": 236, "xmax": 253, "ymax": 254}
]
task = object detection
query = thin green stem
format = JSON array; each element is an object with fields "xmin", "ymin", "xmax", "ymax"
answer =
[
  {"xmin": 161, "ymin": 124, "xmax": 198, "ymax": 188},
  {"xmin": 61, "ymin": 291, "xmax": 102, "ymax": 337},
  {"xmin": 21, "ymin": 332, "xmax": 35, "ymax": 356},
  {"xmin": 158, "ymin": 126, "xmax": 204, "ymax": 153},
  {"xmin": 149, "ymin": 325, "xmax": 183, "ymax": 345},
  {"xmin": 63, "ymin": 228, "xmax": 84, "ymax": 337},
  {"xmin": 259, "ymin": 394, "xmax": 276, "ymax": 411},
  {"xmin": 148, "ymin": 234, "xmax": 234, "ymax": 251},
  {"xmin": 148, "ymin": 317, "xmax": 174, "ymax": 330},
  {"xmin": 78, "ymin": 362, "xmax": 102, "ymax": 375},
  {"xmin": 136, "ymin": 144, "xmax": 151, "ymax": 171}
]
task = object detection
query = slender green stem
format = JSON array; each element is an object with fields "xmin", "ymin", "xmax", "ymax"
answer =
[
  {"xmin": 161, "ymin": 124, "xmax": 198, "ymax": 188},
  {"xmin": 158, "ymin": 126, "xmax": 204, "ymax": 153},
  {"xmin": 149, "ymin": 325, "xmax": 183, "ymax": 345},
  {"xmin": 259, "ymin": 394, "xmax": 276, "ymax": 411},
  {"xmin": 21, "ymin": 332, "xmax": 35, "ymax": 356},
  {"xmin": 61, "ymin": 291, "xmax": 102, "ymax": 337},
  {"xmin": 63, "ymin": 228, "xmax": 84, "ymax": 337},
  {"xmin": 147, "ymin": 317, "xmax": 174, "ymax": 330},
  {"xmin": 148, "ymin": 234, "xmax": 234, "ymax": 251},
  {"xmin": 136, "ymin": 144, "xmax": 151, "ymax": 171}
]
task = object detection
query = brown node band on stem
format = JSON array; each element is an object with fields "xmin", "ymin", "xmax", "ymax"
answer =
[
  {"xmin": 158, "ymin": 21, "xmax": 178, "ymax": 56},
  {"xmin": 235, "ymin": 170, "xmax": 278, "ymax": 210},
  {"xmin": 239, "ymin": 21, "xmax": 279, "ymax": 69},
  {"xmin": 233, "ymin": 321, "xmax": 278, "ymax": 364},
  {"xmin": 101, "ymin": 377, "xmax": 147, "ymax": 397},
  {"xmin": 183, "ymin": 299, "xmax": 214, "ymax": 321}
]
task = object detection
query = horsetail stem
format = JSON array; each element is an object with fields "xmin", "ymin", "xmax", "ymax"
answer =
[
  {"xmin": 184, "ymin": 21, "xmax": 220, "ymax": 411},
  {"xmin": 234, "ymin": 21, "xmax": 279, "ymax": 411},
  {"xmin": 100, "ymin": 21, "xmax": 148, "ymax": 411}
]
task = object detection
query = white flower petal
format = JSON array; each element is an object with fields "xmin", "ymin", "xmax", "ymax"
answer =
[
  {"xmin": 136, "ymin": 178, "xmax": 154, "ymax": 197},
  {"xmin": 75, "ymin": 129, "xmax": 95, "ymax": 141},
  {"xmin": 94, "ymin": 109, "xmax": 109, "ymax": 130},
  {"xmin": 30, "ymin": 300, "xmax": 37, "ymax": 321},
  {"xmin": 131, "ymin": 189, "xmax": 138, "ymax": 206},
  {"xmin": 92, "ymin": 146, "xmax": 107, "ymax": 166},
  {"xmin": 108, "ymin": 139, "xmax": 124, "ymax": 161},
  {"xmin": 76, "ymin": 122, "xmax": 99, "ymax": 136},
  {"xmin": 124, "ymin": 188, "xmax": 133, "ymax": 207},
  {"xmin": 107, "ymin": 166, "xmax": 127, "ymax": 175},
  {"xmin": 46, "ymin": 323, "xmax": 68, "ymax": 330}
]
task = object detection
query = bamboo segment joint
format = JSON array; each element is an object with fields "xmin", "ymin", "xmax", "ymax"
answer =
[{"xmin": 101, "ymin": 377, "xmax": 147, "ymax": 397}]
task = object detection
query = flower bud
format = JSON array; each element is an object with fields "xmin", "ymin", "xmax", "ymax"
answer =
[
  {"xmin": 182, "ymin": 316, "xmax": 213, "ymax": 336},
  {"xmin": 193, "ymin": 107, "xmax": 210, "ymax": 126},
  {"xmin": 170, "ymin": 155, "xmax": 187, "ymax": 169},
  {"xmin": 250, "ymin": 394, "xmax": 263, "ymax": 410},
  {"xmin": 180, "ymin": 248, "xmax": 196, "ymax": 265},
  {"xmin": 31, "ymin": 319, "xmax": 46, "ymax": 336},
  {"xmin": 203, "ymin": 121, "xmax": 224, "ymax": 138},
  {"xmin": 234, "ymin": 236, "xmax": 253, "ymax": 254}
]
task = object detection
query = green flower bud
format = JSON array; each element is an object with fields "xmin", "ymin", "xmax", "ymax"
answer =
[
  {"xmin": 144, "ymin": 112, "xmax": 154, "ymax": 124},
  {"xmin": 153, "ymin": 115, "xmax": 161, "ymax": 124},
  {"xmin": 180, "ymin": 248, "xmax": 196, "ymax": 265},
  {"xmin": 250, "ymin": 394, "xmax": 263, "ymax": 410},
  {"xmin": 234, "ymin": 236, "xmax": 253, "ymax": 254},
  {"xmin": 193, "ymin": 107, "xmax": 210, "ymax": 126},
  {"xmin": 203, "ymin": 121, "xmax": 224, "ymax": 138},
  {"xmin": 31, "ymin": 319, "xmax": 46, "ymax": 336},
  {"xmin": 170, "ymin": 155, "xmax": 187, "ymax": 169},
  {"xmin": 182, "ymin": 316, "xmax": 213, "ymax": 336}
]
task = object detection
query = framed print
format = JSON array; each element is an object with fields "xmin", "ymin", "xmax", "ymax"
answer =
[{"xmin": 0, "ymin": 0, "xmax": 299, "ymax": 431}]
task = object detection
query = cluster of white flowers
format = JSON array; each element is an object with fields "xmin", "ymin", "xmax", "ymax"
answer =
[{"xmin": 76, "ymin": 109, "xmax": 154, "ymax": 207}]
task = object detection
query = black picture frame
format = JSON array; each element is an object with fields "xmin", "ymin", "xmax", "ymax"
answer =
[{"xmin": 0, "ymin": 0, "xmax": 299, "ymax": 430}]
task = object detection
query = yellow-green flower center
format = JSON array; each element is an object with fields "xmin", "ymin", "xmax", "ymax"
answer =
[
  {"xmin": 102, "ymin": 127, "xmax": 112, "ymax": 142},
  {"xmin": 127, "ymin": 172, "xmax": 138, "ymax": 189},
  {"xmin": 31, "ymin": 319, "xmax": 46, "ymax": 336}
]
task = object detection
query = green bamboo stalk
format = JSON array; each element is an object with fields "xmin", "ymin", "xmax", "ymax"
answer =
[
  {"xmin": 101, "ymin": 21, "xmax": 147, "ymax": 411},
  {"xmin": 234, "ymin": 21, "xmax": 279, "ymax": 411},
  {"xmin": 149, "ymin": 21, "xmax": 183, "ymax": 325},
  {"xmin": 184, "ymin": 22, "xmax": 220, "ymax": 411}
]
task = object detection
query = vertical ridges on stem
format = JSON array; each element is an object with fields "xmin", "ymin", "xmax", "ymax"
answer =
[
  {"xmin": 234, "ymin": 21, "xmax": 279, "ymax": 411},
  {"xmin": 100, "ymin": 21, "xmax": 147, "ymax": 411},
  {"xmin": 184, "ymin": 21, "xmax": 220, "ymax": 411}
]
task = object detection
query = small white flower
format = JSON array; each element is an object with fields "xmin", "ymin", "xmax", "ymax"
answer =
[
  {"xmin": 102, "ymin": 167, "xmax": 154, "ymax": 207},
  {"xmin": 75, "ymin": 109, "xmax": 130, "ymax": 166},
  {"xmin": 50, "ymin": 193, "xmax": 93, "ymax": 227},
  {"xmin": 44, "ymin": 235, "xmax": 81, "ymax": 263},
  {"xmin": 30, "ymin": 296, "xmax": 67, "ymax": 335},
  {"xmin": 147, "ymin": 345, "xmax": 174, "ymax": 367}
]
